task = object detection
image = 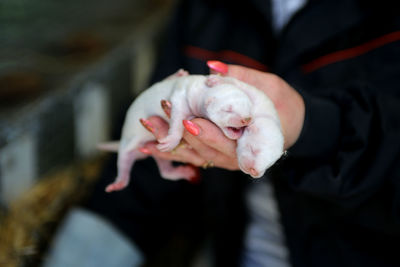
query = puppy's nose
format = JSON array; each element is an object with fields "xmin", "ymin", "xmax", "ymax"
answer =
[
  {"xmin": 241, "ymin": 117, "xmax": 252, "ymax": 125},
  {"xmin": 249, "ymin": 168, "xmax": 259, "ymax": 177}
]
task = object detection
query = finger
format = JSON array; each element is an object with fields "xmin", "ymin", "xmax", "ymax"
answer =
[
  {"xmin": 207, "ymin": 60, "xmax": 255, "ymax": 80},
  {"xmin": 142, "ymin": 139, "xmax": 238, "ymax": 170},
  {"xmin": 140, "ymin": 116, "xmax": 206, "ymax": 166},
  {"xmin": 184, "ymin": 118, "xmax": 238, "ymax": 157},
  {"xmin": 183, "ymin": 119, "xmax": 239, "ymax": 170},
  {"xmin": 142, "ymin": 116, "xmax": 169, "ymax": 140},
  {"xmin": 226, "ymin": 64, "xmax": 269, "ymax": 87},
  {"xmin": 142, "ymin": 141, "xmax": 206, "ymax": 166},
  {"xmin": 207, "ymin": 60, "xmax": 228, "ymax": 75},
  {"xmin": 207, "ymin": 61, "xmax": 273, "ymax": 91},
  {"xmin": 216, "ymin": 64, "xmax": 282, "ymax": 107},
  {"xmin": 140, "ymin": 140, "xmax": 240, "ymax": 171}
]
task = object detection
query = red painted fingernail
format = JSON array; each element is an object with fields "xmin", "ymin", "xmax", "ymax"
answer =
[
  {"xmin": 207, "ymin": 60, "xmax": 228, "ymax": 75},
  {"xmin": 183, "ymin": 120, "xmax": 200, "ymax": 136},
  {"xmin": 161, "ymin": 99, "xmax": 172, "ymax": 118},
  {"xmin": 138, "ymin": 147, "xmax": 152, "ymax": 154},
  {"xmin": 139, "ymin": 118, "xmax": 154, "ymax": 133}
]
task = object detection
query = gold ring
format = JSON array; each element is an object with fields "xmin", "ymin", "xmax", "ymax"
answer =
[
  {"xmin": 171, "ymin": 140, "xmax": 187, "ymax": 154},
  {"xmin": 202, "ymin": 160, "xmax": 214, "ymax": 169}
]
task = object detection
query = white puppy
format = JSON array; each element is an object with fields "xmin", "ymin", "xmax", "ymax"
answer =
[{"xmin": 205, "ymin": 75, "xmax": 284, "ymax": 178}]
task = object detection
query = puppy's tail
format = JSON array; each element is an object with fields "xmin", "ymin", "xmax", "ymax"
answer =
[{"xmin": 97, "ymin": 141, "xmax": 120, "ymax": 152}]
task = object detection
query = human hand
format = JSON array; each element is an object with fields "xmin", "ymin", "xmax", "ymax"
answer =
[
  {"xmin": 139, "ymin": 62, "xmax": 305, "ymax": 173},
  {"xmin": 139, "ymin": 113, "xmax": 240, "ymax": 171}
]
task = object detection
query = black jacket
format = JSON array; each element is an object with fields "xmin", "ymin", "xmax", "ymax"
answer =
[{"xmin": 86, "ymin": 0, "xmax": 400, "ymax": 266}]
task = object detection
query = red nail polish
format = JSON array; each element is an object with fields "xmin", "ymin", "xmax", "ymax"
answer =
[
  {"xmin": 161, "ymin": 99, "xmax": 172, "ymax": 118},
  {"xmin": 139, "ymin": 118, "xmax": 154, "ymax": 133},
  {"xmin": 207, "ymin": 60, "xmax": 228, "ymax": 75},
  {"xmin": 183, "ymin": 120, "xmax": 200, "ymax": 136},
  {"xmin": 139, "ymin": 147, "xmax": 152, "ymax": 154}
]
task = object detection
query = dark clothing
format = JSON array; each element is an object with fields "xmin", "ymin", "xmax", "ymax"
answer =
[{"xmin": 85, "ymin": 0, "xmax": 400, "ymax": 266}]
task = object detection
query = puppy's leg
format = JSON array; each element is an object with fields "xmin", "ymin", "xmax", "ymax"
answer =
[
  {"xmin": 154, "ymin": 157, "xmax": 199, "ymax": 182},
  {"xmin": 157, "ymin": 90, "xmax": 192, "ymax": 152},
  {"xmin": 105, "ymin": 148, "xmax": 145, "ymax": 192},
  {"xmin": 156, "ymin": 112, "xmax": 189, "ymax": 152}
]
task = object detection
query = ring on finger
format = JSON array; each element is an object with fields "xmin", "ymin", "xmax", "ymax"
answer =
[
  {"xmin": 202, "ymin": 160, "xmax": 215, "ymax": 169},
  {"xmin": 171, "ymin": 140, "xmax": 187, "ymax": 154}
]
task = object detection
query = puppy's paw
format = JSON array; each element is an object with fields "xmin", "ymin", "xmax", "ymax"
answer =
[
  {"xmin": 161, "ymin": 164, "xmax": 200, "ymax": 182},
  {"xmin": 176, "ymin": 69, "xmax": 189, "ymax": 77},
  {"xmin": 105, "ymin": 178, "xmax": 129, "ymax": 192},
  {"xmin": 157, "ymin": 135, "xmax": 181, "ymax": 152}
]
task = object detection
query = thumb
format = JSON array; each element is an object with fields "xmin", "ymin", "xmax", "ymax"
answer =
[
  {"xmin": 226, "ymin": 64, "xmax": 273, "ymax": 89},
  {"xmin": 207, "ymin": 60, "xmax": 271, "ymax": 89}
]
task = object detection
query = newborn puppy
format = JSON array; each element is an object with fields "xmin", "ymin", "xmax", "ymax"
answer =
[
  {"xmin": 104, "ymin": 70, "xmax": 254, "ymax": 192},
  {"xmin": 205, "ymin": 75, "xmax": 284, "ymax": 178}
]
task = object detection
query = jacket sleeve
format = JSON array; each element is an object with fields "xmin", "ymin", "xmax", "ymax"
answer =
[{"xmin": 286, "ymin": 64, "xmax": 400, "ymax": 208}]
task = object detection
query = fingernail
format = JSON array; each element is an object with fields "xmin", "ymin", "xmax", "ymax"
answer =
[
  {"xmin": 207, "ymin": 60, "xmax": 228, "ymax": 75},
  {"xmin": 139, "ymin": 118, "xmax": 154, "ymax": 133},
  {"xmin": 161, "ymin": 99, "xmax": 172, "ymax": 118},
  {"xmin": 183, "ymin": 120, "xmax": 200, "ymax": 136},
  {"xmin": 139, "ymin": 147, "xmax": 152, "ymax": 154}
]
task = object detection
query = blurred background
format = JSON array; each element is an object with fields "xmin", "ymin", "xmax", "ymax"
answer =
[{"xmin": 0, "ymin": 0, "xmax": 177, "ymax": 265}]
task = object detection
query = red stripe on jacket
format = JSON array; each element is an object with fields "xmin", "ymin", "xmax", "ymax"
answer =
[
  {"xmin": 184, "ymin": 45, "xmax": 269, "ymax": 72},
  {"xmin": 302, "ymin": 31, "xmax": 400, "ymax": 73}
]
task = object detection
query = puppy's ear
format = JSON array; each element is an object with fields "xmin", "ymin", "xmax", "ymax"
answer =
[{"xmin": 166, "ymin": 69, "xmax": 189, "ymax": 80}]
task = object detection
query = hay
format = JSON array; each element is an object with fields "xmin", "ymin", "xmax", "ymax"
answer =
[{"xmin": 0, "ymin": 157, "xmax": 104, "ymax": 267}]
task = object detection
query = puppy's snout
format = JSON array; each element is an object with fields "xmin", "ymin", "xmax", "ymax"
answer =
[
  {"xmin": 239, "ymin": 157, "xmax": 260, "ymax": 178},
  {"xmin": 249, "ymin": 168, "xmax": 259, "ymax": 177},
  {"xmin": 241, "ymin": 117, "xmax": 252, "ymax": 125}
]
